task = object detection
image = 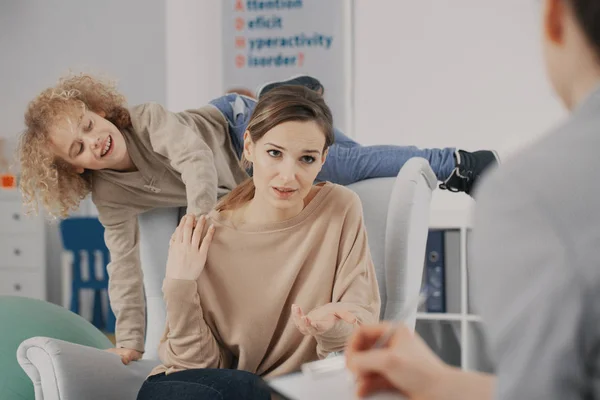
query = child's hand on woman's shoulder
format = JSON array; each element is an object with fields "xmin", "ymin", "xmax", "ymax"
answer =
[{"xmin": 166, "ymin": 214, "xmax": 215, "ymax": 281}]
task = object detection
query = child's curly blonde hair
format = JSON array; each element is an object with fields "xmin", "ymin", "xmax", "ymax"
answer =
[{"xmin": 18, "ymin": 73, "xmax": 132, "ymax": 218}]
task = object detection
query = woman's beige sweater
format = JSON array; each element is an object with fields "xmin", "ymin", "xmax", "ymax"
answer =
[{"xmin": 151, "ymin": 183, "xmax": 381, "ymax": 377}]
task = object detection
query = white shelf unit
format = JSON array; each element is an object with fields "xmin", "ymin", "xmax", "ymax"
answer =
[
  {"xmin": 0, "ymin": 189, "xmax": 46, "ymax": 300},
  {"xmin": 415, "ymin": 191, "xmax": 493, "ymax": 373}
]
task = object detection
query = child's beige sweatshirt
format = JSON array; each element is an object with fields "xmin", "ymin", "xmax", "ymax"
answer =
[
  {"xmin": 150, "ymin": 183, "xmax": 381, "ymax": 377},
  {"xmin": 92, "ymin": 103, "xmax": 248, "ymax": 352}
]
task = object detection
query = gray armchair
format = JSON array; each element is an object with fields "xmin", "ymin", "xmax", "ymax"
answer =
[{"xmin": 17, "ymin": 157, "xmax": 437, "ymax": 400}]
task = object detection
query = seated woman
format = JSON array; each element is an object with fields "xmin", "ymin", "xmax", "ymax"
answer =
[{"xmin": 136, "ymin": 86, "xmax": 381, "ymax": 400}]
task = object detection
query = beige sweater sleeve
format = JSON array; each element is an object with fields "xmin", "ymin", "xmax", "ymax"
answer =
[
  {"xmin": 158, "ymin": 278, "xmax": 230, "ymax": 370},
  {"xmin": 315, "ymin": 193, "xmax": 381, "ymax": 358},
  {"xmin": 142, "ymin": 103, "xmax": 218, "ymax": 215},
  {"xmin": 97, "ymin": 205, "xmax": 146, "ymax": 353}
]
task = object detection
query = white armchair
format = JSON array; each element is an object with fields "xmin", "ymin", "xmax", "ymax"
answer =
[{"xmin": 17, "ymin": 157, "xmax": 437, "ymax": 400}]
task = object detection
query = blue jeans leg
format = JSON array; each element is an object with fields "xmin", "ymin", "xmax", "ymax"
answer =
[
  {"xmin": 137, "ymin": 369, "xmax": 271, "ymax": 400},
  {"xmin": 210, "ymin": 93, "xmax": 257, "ymax": 159},
  {"xmin": 208, "ymin": 94, "xmax": 455, "ymax": 184},
  {"xmin": 317, "ymin": 129, "xmax": 456, "ymax": 184}
]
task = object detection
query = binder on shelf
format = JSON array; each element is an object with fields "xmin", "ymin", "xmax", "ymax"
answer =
[{"xmin": 425, "ymin": 230, "xmax": 446, "ymax": 313}]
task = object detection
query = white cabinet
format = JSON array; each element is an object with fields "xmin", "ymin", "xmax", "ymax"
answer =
[{"xmin": 0, "ymin": 189, "xmax": 46, "ymax": 300}]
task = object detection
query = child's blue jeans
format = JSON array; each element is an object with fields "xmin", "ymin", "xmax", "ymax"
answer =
[{"xmin": 210, "ymin": 94, "xmax": 455, "ymax": 184}]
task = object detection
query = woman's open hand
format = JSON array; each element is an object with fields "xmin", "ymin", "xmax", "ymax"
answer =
[
  {"xmin": 166, "ymin": 214, "xmax": 215, "ymax": 281},
  {"xmin": 291, "ymin": 303, "xmax": 358, "ymax": 337}
]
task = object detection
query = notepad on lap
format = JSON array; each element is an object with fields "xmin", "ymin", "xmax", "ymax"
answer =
[{"xmin": 267, "ymin": 357, "xmax": 405, "ymax": 400}]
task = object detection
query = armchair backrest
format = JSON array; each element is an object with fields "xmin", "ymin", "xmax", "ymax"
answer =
[
  {"xmin": 138, "ymin": 158, "xmax": 436, "ymax": 360},
  {"xmin": 137, "ymin": 208, "xmax": 179, "ymax": 360},
  {"xmin": 346, "ymin": 157, "xmax": 436, "ymax": 328}
]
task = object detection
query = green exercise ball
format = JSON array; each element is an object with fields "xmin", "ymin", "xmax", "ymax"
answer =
[{"xmin": 0, "ymin": 296, "xmax": 113, "ymax": 400}]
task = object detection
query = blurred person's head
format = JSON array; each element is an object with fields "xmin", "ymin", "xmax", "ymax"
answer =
[
  {"xmin": 216, "ymin": 86, "xmax": 334, "ymax": 219},
  {"xmin": 18, "ymin": 73, "xmax": 133, "ymax": 218},
  {"xmin": 542, "ymin": 0, "xmax": 600, "ymax": 109}
]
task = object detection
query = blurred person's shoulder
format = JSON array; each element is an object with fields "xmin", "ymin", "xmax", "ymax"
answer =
[
  {"xmin": 477, "ymin": 95, "xmax": 600, "ymax": 205},
  {"xmin": 474, "ymin": 96, "xmax": 600, "ymax": 274}
]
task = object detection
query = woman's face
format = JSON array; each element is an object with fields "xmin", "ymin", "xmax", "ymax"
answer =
[
  {"xmin": 244, "ymin": 120, "xmax": 327, "ymax": 213},
  {"xmin": 49, "ymin": 109, "xmax": 130, "ymax": 173}
]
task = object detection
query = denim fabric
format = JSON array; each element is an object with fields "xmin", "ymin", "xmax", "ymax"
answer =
[
  {"xmin": 210, "ymin": 93, "xmax": 255, "ymax": 159},
  {"xmin": 137, "ymin": 370, "xmax": 271, "ymax": 400},
  {"xmin": 210, "ymin": 94, "xmax": 456, "ymax": 183}
]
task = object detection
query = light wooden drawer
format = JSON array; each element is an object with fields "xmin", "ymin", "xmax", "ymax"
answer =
[
  {"xmin": 0, "ymin": 270, "xmax": 45, "ymax": 299},
  {"xmin": 0, "ymin": 234, "xmax": 44, "ymax": 268},
  {"xmin": 0, "ymin": 201, "xmax": 42, "ymax": 234}
]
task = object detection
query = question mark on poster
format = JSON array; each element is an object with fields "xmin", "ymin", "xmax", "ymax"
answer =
[{"xmin": 298, "ymin": 52, "xmax": 304, "ymax": 67}]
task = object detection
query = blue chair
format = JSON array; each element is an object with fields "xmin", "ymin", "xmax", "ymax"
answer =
[{"xmin": 59, "ymin": 217, "xmax": 115, "ymax": 333}]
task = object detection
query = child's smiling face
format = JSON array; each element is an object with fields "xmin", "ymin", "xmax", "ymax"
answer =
[{"xmin": 49, "ymin": 108, "xmax": 133, "ymax": 173}]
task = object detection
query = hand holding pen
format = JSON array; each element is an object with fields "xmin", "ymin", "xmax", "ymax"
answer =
[
  {"xmin": 345, "ymin": 322, "xmax": 447, "ymax": 399},
  {"xmin": 345, "ymin": 286, "xmax": 449, "ymax": 399}
]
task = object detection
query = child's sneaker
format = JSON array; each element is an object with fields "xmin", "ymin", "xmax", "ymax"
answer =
[{"xmin": 439, "ymin": 149, "xmax": 500, "ymax": 195}]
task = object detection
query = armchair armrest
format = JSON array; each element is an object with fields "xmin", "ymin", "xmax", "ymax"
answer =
[{"xmin": 17, "ymin": 337, "xmax": 160, "ymax": 400}]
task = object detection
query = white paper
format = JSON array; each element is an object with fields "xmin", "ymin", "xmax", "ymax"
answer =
[{"xmin": 267, "ymin": 369, "xmax": 405, "ymax": 400}]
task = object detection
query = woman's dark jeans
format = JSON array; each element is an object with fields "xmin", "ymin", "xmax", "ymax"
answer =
[{"xmin": 137, "ymin": 369, "xmax": 272, "ymax": 400}]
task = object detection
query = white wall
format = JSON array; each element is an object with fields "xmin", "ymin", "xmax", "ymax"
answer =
[
  {"xmin": 0, "ymin": 0, "xmax": 167, "ymax": 140},
  {"xmin": 0, "ymin": 0, "xmax": 167, "ymax": 305},
  {"xmin": 166, "ymin": 0, "xmax": 224, "ymax": 111},
  {"xmin": 353, "ymin": 0, "xmax": 567, "ymax": 211},
  {"xmin": 353, "ymin": 0, "xmax": 566, "ymax": 156}
]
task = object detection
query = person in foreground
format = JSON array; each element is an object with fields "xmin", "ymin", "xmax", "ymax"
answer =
[
  {"xmin": 346, "ymin": 0, "xmax": 600, "ymax": 399},
  {"xmin": 135, "ymin": 86, "xmax": 381, "ymax": 400}
]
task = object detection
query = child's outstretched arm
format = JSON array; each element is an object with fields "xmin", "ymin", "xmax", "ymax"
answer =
[{"xmin": 96, "ymin": 204, "xmax": 147, "ymax": 356}]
